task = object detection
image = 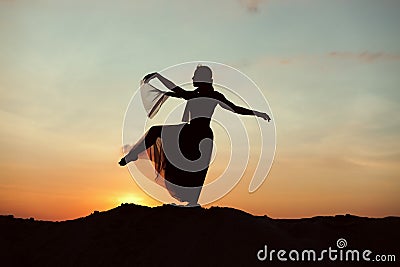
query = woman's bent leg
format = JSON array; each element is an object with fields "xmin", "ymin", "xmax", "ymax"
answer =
[{"xmin": 119, "ymin": 126, "xmax": 162, "ymax": 166}]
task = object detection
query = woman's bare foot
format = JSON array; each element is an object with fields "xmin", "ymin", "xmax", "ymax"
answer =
[
  {"xmin": 118, "ymin": 153, "xmax": 138, "ymax": 166},
  {"xmin": 118, "ymin": 158, "xmax": 127, "ymax": 166},
  {"xmin": 185, "ymin": 202, "xmax": 200, "ymax": 207}
]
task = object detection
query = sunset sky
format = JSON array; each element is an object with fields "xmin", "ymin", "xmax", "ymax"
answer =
[{"xmin": 1, "ymin": 0, "xmax": 399, "ymax": 220}]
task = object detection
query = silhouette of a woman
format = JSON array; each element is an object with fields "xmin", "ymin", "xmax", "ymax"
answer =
[{"xmin": 119, "ymin": 65, "xmax": 270, "ymax": 206}]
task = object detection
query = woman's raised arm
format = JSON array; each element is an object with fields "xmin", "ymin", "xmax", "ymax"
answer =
[{"xmin": 143, "ymin": 72, "xmax": 193, "ymax": 99}]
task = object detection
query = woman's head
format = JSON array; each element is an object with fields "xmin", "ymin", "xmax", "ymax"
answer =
[{"xmin": 192, "ymin": 65, "xmax": 213, "ymax": 87}]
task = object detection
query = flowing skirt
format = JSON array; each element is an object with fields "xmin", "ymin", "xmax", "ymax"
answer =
[{"xmin": 141, "ymin": 122, "xmax": 214, "ymax": 203}]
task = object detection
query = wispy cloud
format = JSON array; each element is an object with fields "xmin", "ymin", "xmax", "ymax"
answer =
[
  {"xmin": 239, "ymin": 0, "xmax": 266, "ymax": 12},
  {"xmin": 328, "ymin": 51, "xmax": 400, "ymax": 63},
  {"xmin": 234, "ymin": 51, "xmax": 400, "ymax": 69}
]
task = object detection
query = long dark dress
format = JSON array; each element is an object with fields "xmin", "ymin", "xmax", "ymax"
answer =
[{"xmin": 133, "ymin": 85, "xmax": 218, "ymax": 203}]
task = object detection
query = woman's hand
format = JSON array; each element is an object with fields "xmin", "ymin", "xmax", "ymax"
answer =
[
  {"xmin": 256, "ymin": 111, "xmax": 271, "ymax": 122},
  {"xmin": 143, "ymin": 72, "xmax": 158, "ymax": 83}
]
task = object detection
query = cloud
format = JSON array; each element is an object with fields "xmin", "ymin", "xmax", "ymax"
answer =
[
  {"xmin": 328, "ymin": 51, "xmax": 400, "ymax": 63},
  {"xmin": 233, "ymin": 51, "xmax": 400, "ymax": 70},
  {"xmin": 239, "ymin": 0, "xmax": 266, "ymax": 12}
]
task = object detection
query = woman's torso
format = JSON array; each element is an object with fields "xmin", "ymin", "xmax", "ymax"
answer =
[{"xmin": 183, "ymin": 89, "xmax": 218, "ymax": 126}]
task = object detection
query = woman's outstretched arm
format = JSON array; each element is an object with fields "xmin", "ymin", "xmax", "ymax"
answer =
[
  {"xmin": 143, "ymin": 72, "xmax": 193, "ymax": 99},
  {"xmin": 214, "ymin": 92, "xmax": 271, "ymax": 121}
]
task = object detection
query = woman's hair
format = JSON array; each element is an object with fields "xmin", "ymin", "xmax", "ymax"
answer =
[{"xmin": 193, "ymin": 65, "xmax": 213, "ymax": 83}]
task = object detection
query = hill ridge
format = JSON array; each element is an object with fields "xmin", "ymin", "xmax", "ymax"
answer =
[{"xmin": 1, "ymin": 204, "xmax": 399, "ymax": 266}]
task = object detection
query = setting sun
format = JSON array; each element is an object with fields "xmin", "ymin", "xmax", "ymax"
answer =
[{"xmin": 116, "ymin": 194, "xmax": 146, "ymax": 205}]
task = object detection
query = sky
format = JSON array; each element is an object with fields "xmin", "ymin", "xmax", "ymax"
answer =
[{"xmin": 0, "ymin": 0, "xmax": 399, "ymax": 220}]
